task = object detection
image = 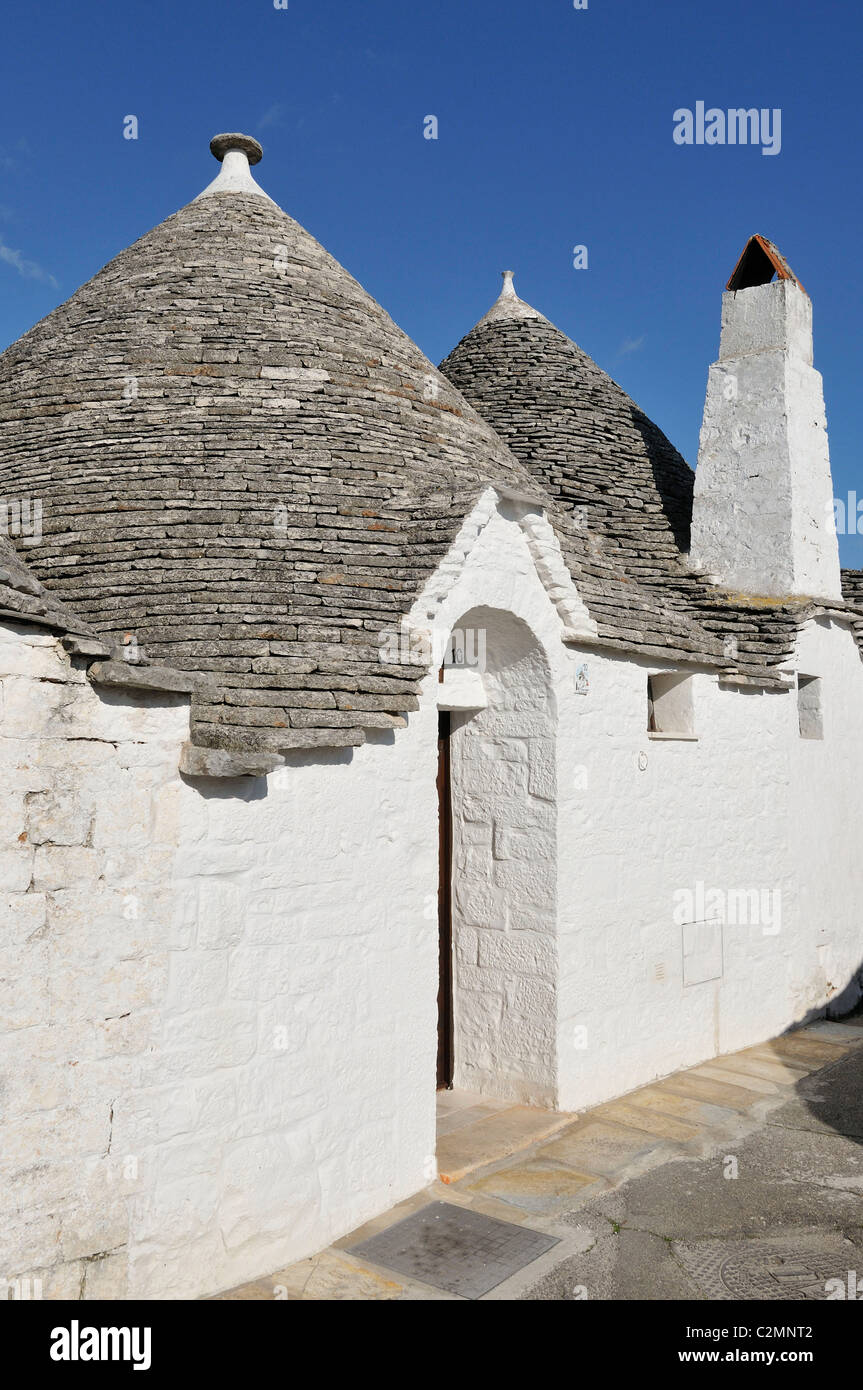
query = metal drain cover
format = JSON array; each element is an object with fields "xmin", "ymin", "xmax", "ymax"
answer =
[
  {"xmin": 349, "ymin": 1201, "xmax": 559, "ymax": 1298},
  {"xmin": 674, "ymin": 1238, "xmax": 857, "ymax": 1300}
]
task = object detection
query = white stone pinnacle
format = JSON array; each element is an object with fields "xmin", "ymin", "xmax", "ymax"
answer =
[
  {"xmin": 195, "ymin": 132, "xmax": 276, "ymax": 203},
  {"xmin": 472, "ymin": 270, "xmax": 546, "ymax": 331}
]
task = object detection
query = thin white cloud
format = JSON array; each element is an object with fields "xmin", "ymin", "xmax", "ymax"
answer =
[
  {"xmin": 618, "ymin": 335, "xmax": 645, "ymax": 356},
  {"xmin": 258, "ymin": 103, "xmax": 286, "ymax": 130},
  {"xmin": 0, "ymin": 236, "xmax": 58, "ymax": 288}
]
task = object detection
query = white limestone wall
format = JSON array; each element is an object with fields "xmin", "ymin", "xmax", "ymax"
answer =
[
  {"xmin": 414, "ymin": 500, "xmax": 583, "ymax": 1109},
  {"xmin": 556, "ymin": 654, "xmax": 788, "ymax": 1110},
  {"xmin": 448, "ymin": 608, "xmax": 558, "ymax": 1107},
  {"xmin": 128, "ymin": 714, "xmax": 439, "ymax": 1300},
  {"xmin": 422, "ymin": 499, "xmax": 857, "ymax": 1118},
  {"xmin": 0, "ymin": 619, "xmax": 439, "ymax": 1301},
  {"xmin": 790, "ymin": 619, "xmax": 863, "ymax": 1018},
  {"xmin": 0, "ymin": 624, "xmax": 192, "ymax": 1299},
  {"xmin": 555, "ymin": 626, "xmax": 863, "ymax": 1112}
]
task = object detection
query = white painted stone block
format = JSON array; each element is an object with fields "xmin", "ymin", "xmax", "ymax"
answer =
[
  {"xmin": 196, "ymin": 880, "xmax": 245, "ymax": 948},
  {"xmin": 0, "ymin": 847, "xmax": 34, "ymax": 892},
  {"xmin": 25, "ymin": 786, "xmax": 93, "ymax": 846},
  {"xmin": 32, "ymin": 845, "xmax": 100, "ymax": 892}
]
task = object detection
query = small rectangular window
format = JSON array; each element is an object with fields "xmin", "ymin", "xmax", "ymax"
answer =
[
  {"xmin": 797, "ymin": 675, "xmax": 823, "ymax": 740},
  {"xmin": 648, "ymin": 673, "xmax": 695, "ymax": 737}
]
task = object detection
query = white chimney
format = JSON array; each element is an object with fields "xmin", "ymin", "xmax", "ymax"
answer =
[{"xmin": 690, "ymin": 236, "xmax": 841, "ymax": 602}]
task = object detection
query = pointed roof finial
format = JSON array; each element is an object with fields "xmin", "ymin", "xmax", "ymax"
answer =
[
  {"xmin": 472, "ymin": 270, "xmax": 546, "ymax": 331},
  {"xmin": 196, "ymin": 132, "xmax": 274, "ymax": 203}
]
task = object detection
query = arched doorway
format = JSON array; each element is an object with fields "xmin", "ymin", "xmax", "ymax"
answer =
[{"xmin": 437, "ymin": 606, "xmax": 558, "ymax": 1108}]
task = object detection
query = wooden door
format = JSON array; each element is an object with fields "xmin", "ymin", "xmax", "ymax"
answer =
[{"xmin": 436, "ymin": 711, "xmax": 454, "ymax": 1089}]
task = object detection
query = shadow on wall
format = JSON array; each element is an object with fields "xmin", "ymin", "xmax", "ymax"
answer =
[
  {"xmin": 796, "ymin": 959, "xmax": 863, "ymax": 1028},
  {"xmin": 180, "ymin": 772, "xmax": 270, "ymax": 802},
  {"xmin": 179, "ymin": 742, "xmax": 362, "ymax": 799}
]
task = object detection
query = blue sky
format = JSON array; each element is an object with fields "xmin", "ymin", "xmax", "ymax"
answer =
[{"xmin": 2, "ymin": 0, "xmax": 861, "ymax": 561}]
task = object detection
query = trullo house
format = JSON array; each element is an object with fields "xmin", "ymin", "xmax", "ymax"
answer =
[{"xmin": 1, "ymin": 136, "xmax": 861, "ymax": 1299}]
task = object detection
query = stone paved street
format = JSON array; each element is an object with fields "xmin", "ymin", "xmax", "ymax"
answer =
[{"xmin": 215, "ymin": 1014, "xmax": 863, "ymax": 1300}]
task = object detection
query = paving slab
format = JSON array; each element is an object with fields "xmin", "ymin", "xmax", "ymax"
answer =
[
  {"xmin": 689, "ymin": 1063, "xmax": 783, "ymax": 1095},
  {"xmin": 591, "ymin": 1099, "xmax": 702, "ymax": 1143},
  {"xmin": 213, "ymin": 1279, "xmax": 280, "ymax": 1301},
  {"xmin": 273, "ymin": 1250, "xmax": 406, "ymax": 1301},
  {"xmin": 435, "ymin": 1089, "xmax": 510, "ymax": 1115},
  {"xmin": 437, "ymin": 1104, "xmax": 572, "ymax": 1183},
  {"xmin": 215, "ymin": 1018, "xmax": 863, "ymax": 1301},
  {"xmin": 655, "ymin": 1071, "xmax": 764, "ymax": 1112},
  {"xmin": 804, "ymin": 1020, "xmax": 863, "ymax": 1043},
  {"xmin": 437, "ymin": 1104, "xmax": 506, "ymax": 1137},
  {"xmin": 712, "ymin": 1053, "xmax": 811, "ymax": 1085},
  {"xmin": 541, "ymin": 1119, "xmax": 678, "ymax": 1178},
  {"xmin": 458, "ymin": 1158, "xmax": 604, "ymax": 1216},
  {"xmin": 739, "ymin": 1047, "xmax": 819, "ymax": 1077},
  {"xmin": 621, "ymin": 1085, "xmax": 742, "ymax": 1136},
  {"xmin": 750, "ymin": 1034, "xmax": 849, "ymax": 1066}
]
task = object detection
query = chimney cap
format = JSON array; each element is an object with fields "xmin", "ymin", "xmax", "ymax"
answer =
[
  {"xmin": 726, "ymin": 234, "xmax": 807, "ymax": 297},
  {"xmin": 209, "ymin": 133, "xmax": 263, "ymax": 165}
]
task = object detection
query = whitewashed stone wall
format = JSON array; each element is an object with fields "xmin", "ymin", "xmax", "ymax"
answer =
[
  {"xmin": 449, "ymin": 607, "xmax": 558, "ymax": 1107},
  {"xmin": 418, "ymin": 501, "xmax": 580, "ymax": 1109},
  {"xmin": 128, "ymin": 713, "xmax": 439, "ymax": 1300},
  {"xmin": 0, "ymin": 623, "xmax": 191, "ymax": 1299},
  {"xmin": 2, "ymin": 495, "xmax": 863, "ymax": 1300},
  {"xmin": 417, "ymin": 497, "xmax": 863, "ymax": 1114},
  {"xmin": 1, "ymin": 619, "xmax": 439, "ymax": 1300},
  {"xmin": 555, "ymin": 624, "xmax": 863, "ymax": 1112},
  {"xmin": 790, "ymin": 618, "xmax": 863, "ymax": 1018}
]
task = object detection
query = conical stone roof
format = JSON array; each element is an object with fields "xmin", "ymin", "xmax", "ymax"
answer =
[
  {"xmin": 441, "ymin": 274, "xmax": 696, "ymax": 568},
  {"xmin": 440, "ymin": 276, "xmax": 807, "ymax": 681},
  {"xmin": 0, "ymin": 138, "xmax": 543, "ymax": 756}
]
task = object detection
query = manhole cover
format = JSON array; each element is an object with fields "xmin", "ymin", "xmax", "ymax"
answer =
[
  {"xmin": 348, "ymin": 1201, "xmax": 559, "ymax": 1298},
  {"xmin": 675, "ymin": 1239, "xmax": 855, "ymax": 1300}
]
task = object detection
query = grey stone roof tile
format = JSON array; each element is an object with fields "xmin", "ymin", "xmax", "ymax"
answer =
[{"xmin": 0, "ymin": 534, "xmax": 94, "ymax": 637}]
